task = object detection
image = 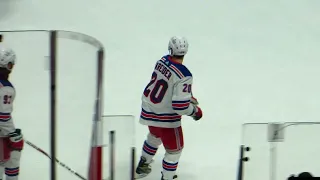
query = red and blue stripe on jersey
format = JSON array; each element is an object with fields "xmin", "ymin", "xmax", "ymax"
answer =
[
  {"xmin": 172, "ymin": 100, "xmax": 191, "ymax": 111},
  {"xmin": 0, "ymin": 112, "xmax": 11, "ymax": 122},
  {"xmin": 140, "ymin": 109, "xmax": 181, "ymax": 123},
  {"xmin": 160, "ymin": 55, "xmax": 192, "ymax": 79}
]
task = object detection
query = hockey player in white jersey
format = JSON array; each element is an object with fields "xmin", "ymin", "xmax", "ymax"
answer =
[
  {"xmin": 0, "ymin": 46, "xmax": 24, "ymax": 180},
  {"xmin": 135, "ymin": 36, "xmax": 203, "ymax": 180}
]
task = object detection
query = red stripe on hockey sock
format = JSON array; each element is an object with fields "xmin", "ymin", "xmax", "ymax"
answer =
[
  {"xmin": 5, "ymin": 167, "xmax": 19, "ymax": 176},
  {"xmin": 162, "ymin": 160, "xmax": 178, "ymax": 171},
  {"xmin": 143, "ymin": 145, "xmax": 157, "ymax": 154}
]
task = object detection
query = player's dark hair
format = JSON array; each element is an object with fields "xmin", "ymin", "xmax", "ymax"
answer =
[
  {"xmin": 0, "ymin": 67, "xmax": 11, "ymax": 80},
  {"xmin": 172, "ymin": 55, "xmax": 184, "ymax": 59}
]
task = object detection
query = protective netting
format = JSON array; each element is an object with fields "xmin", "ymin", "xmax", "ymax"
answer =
[
  {"xmin": 242, "ymin": 122, "xmax": 320, "ymax": 180},
  {"xmin": 0, "ymin": 30, "xmax": 103, "ymax": 180}
]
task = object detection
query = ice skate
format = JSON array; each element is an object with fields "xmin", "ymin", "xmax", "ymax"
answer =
[{"xmin": 135, "ymin": 156, "xmax": 152, "ymax": 179}]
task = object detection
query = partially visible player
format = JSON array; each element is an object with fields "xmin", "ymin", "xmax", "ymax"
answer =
[
  {"xmin": 135, "ymin": 36, "xmax": 203, "ymax": 180},
  {"xmin": 0, "ymin": 45, "xmax": 24, "ymax": 180}
]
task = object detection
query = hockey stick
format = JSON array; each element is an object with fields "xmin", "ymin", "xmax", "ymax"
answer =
[{"xmin": 25, "ymin": 140, "xmax": 86, "ymax": 180}]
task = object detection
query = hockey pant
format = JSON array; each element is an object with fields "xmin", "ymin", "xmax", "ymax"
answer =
[
  {"xmin": 141, "ymin": 126, "xmax": 183, "ymax": 180},
  {"xmin": 0, "ymin": 138, "xmax": 22, "ymax": 180}
]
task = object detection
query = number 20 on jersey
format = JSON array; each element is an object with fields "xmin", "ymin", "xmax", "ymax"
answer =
[{"xmin": 144, "ymin": 72, "xmax": 192, "ymax": 104}]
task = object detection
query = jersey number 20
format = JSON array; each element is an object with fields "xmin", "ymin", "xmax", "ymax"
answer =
[{"xmin": 143, "ymin": 72, "xmax": 168, "ymax": 104}]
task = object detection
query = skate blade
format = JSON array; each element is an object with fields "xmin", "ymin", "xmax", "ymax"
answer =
[
  {"xmin": 134, "ymin": 173, "xmax": 149, "ymax": 179},
  {"xmin": 161, "ymin": 177, "xmax": 179, "ymax": 180}
]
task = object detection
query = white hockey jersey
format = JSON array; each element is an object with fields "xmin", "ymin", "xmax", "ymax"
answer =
[
  {"xmin": 0, "ymin": 80, "xmax": 16, "ymax": 137},
  {"xmin": 139, "ymin": 55, "xmax": 196, "ymax": 128}
]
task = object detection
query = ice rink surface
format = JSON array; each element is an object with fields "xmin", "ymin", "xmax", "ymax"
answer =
[{"xmin": 0, "ymin": 0, "xmax": 320, "ymax": 179}]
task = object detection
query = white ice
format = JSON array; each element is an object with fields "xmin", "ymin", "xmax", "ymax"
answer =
[{"xmin": 0, "ymin": 0, "xmax": 320, "ymax": 180}]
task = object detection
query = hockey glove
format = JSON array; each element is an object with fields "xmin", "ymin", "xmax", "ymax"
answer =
[
  {"xmin": 8, "ymin": 129, "xmax": 24, "ymax": 151},
  {"xmin": 191, "ymin": 96, "xmax": 199, "ymax": 105},
  {"xmin": 192, "ymin": 106, "xmax": 203, "ymax": 121}
]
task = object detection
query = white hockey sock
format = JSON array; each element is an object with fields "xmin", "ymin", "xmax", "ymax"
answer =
[
  {"xmin": 162, "ymin": 150, "xmax": 182, "ymax": 180},
  {"xmin": 5, "ymin": 167, "xmax": 19, "ymax": 180},
  {"xmin": 141, "ymin": 133, "xmax": 162, "ymax": 163},
  {"xmin": 5, "ymin": 151, "xmax": 21, "ymax": 180}
]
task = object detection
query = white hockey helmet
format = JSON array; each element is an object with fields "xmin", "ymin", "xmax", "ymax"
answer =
[
  {"xmin": 168, "ymin": 36, "xmax": 189, "ymax": 56},
  {"xmin": 0, "ymin": 46, "xmax": 16, "ymax": 70}
]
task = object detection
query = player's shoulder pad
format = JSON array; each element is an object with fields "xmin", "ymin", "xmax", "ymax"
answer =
[
  {"xmin": 0, "ymin": 80, "xmax": 14, "ymax": 88},
  {"xmin": 160, "ymin": 55, "xmax": 192, "ymax": 79}
]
